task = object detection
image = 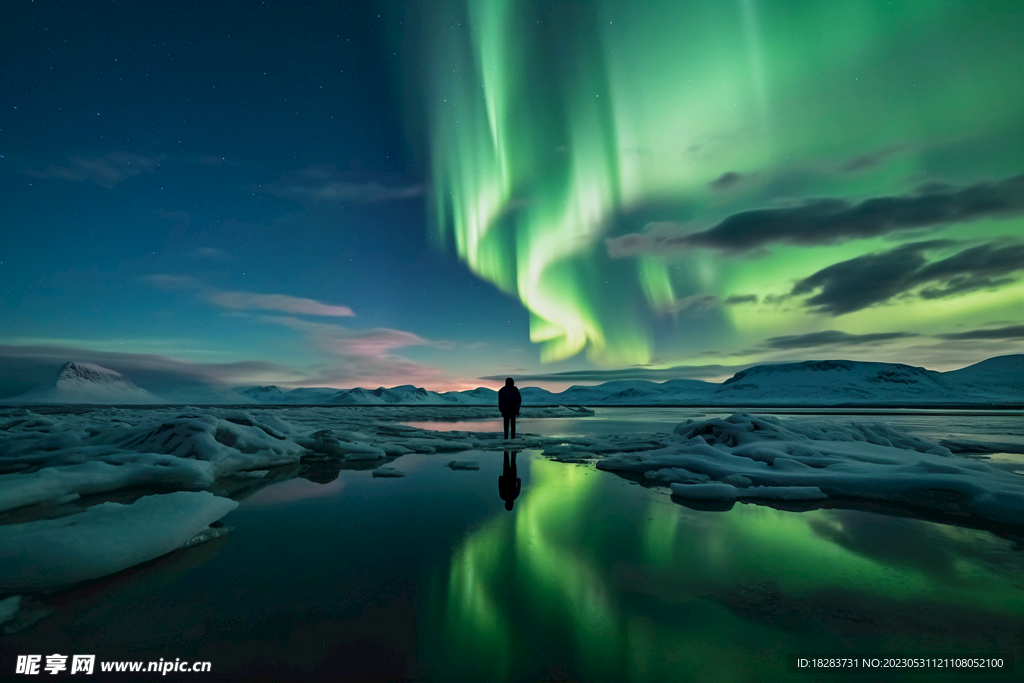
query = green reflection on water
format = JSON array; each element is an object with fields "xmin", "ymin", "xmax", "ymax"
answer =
[{"xmin": 434, "ymin": 455, "xmax": 1023, "ymax": 681}]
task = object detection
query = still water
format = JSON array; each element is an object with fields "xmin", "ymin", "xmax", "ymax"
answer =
[
  {"xmin": 2, "ymin": 409, "xmax": 1021, "ymax": 682},
  {"xmin": 405, "ymin": 406, "xmax": 1024, "ymax": 442}
]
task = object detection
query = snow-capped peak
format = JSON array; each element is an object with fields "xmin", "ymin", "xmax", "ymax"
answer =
[
  {"xmin": 56, "ymin": 361, "xmax": 135, "ymax": 388},
  {"xmin": 3, "ymin": 361, "xmax": 166, "ymax": 404}
]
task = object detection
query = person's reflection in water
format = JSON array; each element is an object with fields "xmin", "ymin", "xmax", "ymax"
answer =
[{"xmin": 498, "ymin": 450, "xmax": 521, "ymax": 511}]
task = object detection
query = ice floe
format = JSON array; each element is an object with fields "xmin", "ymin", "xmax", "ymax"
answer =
[
  {"xmin": 0, "ymin": 491, "xmax": 238, "ymax": 592},
  {"xmin": 0, "ymin": 595, "xmax": 19, "ymax": 625},
  {"xmin": 668, "ymin": 482, "xmax": 828, "ymax": 501},
  {"xmin": 1, "ymin": 596, "xmax": 51, "ymax": 635},
  {"xmin": 371, "ymin": 466, "xmax": 407, "ymax": 478},
  {"xmin": 596, "ymin": 413, "xmax": 1024, "ymax": 526},
  {"xmin": 1, "ymin": 404, "xmax": 1021, "ymax": 601},
  {"xmin": 446, "ymin": 460, "xmax": 481, "ymax": 470}
]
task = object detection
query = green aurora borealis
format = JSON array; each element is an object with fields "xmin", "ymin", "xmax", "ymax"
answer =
[
  {"xmin": 2, "ymin": 0, "xmax": 1020, "ymax": 392},
  {"xmin": 425, "ymin": 0, "xmax": 1023, "ymax": 369}
]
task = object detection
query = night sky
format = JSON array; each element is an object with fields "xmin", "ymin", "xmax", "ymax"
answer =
[{"xmin": 2, "ymin": 0, "xmax": 1021, "ymax": 397}]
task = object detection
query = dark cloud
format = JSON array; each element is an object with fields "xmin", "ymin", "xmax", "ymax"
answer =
[
  {"xmin": 480, "ymin": 363, "xmax": 756, "ymax": 383},
  {"xmin": 791, "ymin": 241, "xmax": 944, "ymax": 315},
  {"xmin": 661, "ymin": 294, "xmax": 719, "ymax": 314},
  {"xmin": 709, "ymin": 171, "xmax": 743, "ymax": 190},
  {"xmin": 791, "ymin": 240, "xmax": 1024, "ymax": 316},
  {"xmin": 607, "ymin": 174, "xmax": 1023, "ymax": 256},
  {"xmin": 28, "ymin": 152, "xmax": 164, "ymax": 188},
  {"xmin": 761, "ymin": 330, "xmax": 919, "ymax": 350},
  {"xmin": 647, "ymin": 293, "xmax": 756, "ymax": 314},
  {"xmin": 0, "ymin": 345, "xmax": 292, "ymax": 398},
  {"xmin": 913, "ymin": 243, "xmax": 1024, "ymax": 299},
  {"xmin": 918, "ymin": 275, "xmax": 1018, "ymax": 300},
  {"xmin": 688, "ymin": 174, "xmax": 1023, "ymax": 251},
  {"xmin": 935, "ymin": 325, "xmax": 1024, "ymax": 341},
  {"xmin": 0, "ymin": 332, "xmax": 448, "ymax": 396},
  {"xmin": 605, "ymin": 233, "xmax": 654, "ymax": 258}
]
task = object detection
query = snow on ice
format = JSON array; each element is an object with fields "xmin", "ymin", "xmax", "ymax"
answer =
[
  {"xmin": 0, "ymin": 491, "xmax": 238, "ymax": 592},
  {"xmin": 371, "ymin": 466, "xmax": 407, "ymax": 478},
  {"xmin": 0, "ymin": 403, "xmax": 1022, "ymax": 597},
  {"xmin": 598, "ymin": 413, "xmax": 1023, "ymax": 526},
  {"xmin": 446, "ymin": 460, "xmax": 481, "ymax": 470}
]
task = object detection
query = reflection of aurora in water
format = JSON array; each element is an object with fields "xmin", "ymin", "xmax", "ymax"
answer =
[
  {"xmin": 424, "ymin": 0, "xmax": 1024, "ymax": 367},
  {"xmin": 438, "ymin": 454, "xmax": 1023, "ymax": 681}
]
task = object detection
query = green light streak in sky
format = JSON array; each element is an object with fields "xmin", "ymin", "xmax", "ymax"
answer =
[
  {"xmin": 427, "ymin": 1, "xmax": 1023, "ymax": 365},
  {"xmin": 638, "ymin": 258, "xmax": 675, "ymax": 313}
]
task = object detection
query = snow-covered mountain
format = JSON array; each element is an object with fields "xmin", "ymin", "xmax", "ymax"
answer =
[
  {"xmin": 154, "ymin": 385, "xmax": 256, "ymax": 405},
  {"xmin": 232, "ymin": 356, "xmax": 1021, "ymax": 407},
  {"xmin": 235, "ymin": 385, "xmax": 292, "ymax": 403},
  {"xmin": 707, "ymin": 359, "xmax": 959, "ymax": 404},
  {"xmin": 2, "ymin": 362, "xmax": 166, "ymax": 405},
  {"xmin": 4, "ymin": 356, "xmax": 1020, "ymax": 406},
  {"xmin": 944, "ymin": 354, "xmax": 1023, "ymax": 394},
  {"xmin": 281, "ymin": 387, "xmax": 339, "ymax": 403}
]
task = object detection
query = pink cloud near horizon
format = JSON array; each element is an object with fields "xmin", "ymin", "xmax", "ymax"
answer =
[{"xmin": 259, "ymin": 316, "xmax": 445, "ymax": 388}]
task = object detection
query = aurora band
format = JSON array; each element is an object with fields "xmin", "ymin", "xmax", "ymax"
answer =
[{"xmin": 423, "ymin": 0, "xmax": 1024, "ymax": 366}]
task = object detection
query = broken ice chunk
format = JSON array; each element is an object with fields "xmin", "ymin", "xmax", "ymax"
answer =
[
  {"xmin": 446, "ymin": 460, "xmax": 480, "ymax": 471},
  {"xmin": 0, "ymin": 491, "xmax": 238, "ymax": 592},
  {"xmin": 669, "ymin": 483, "xmax": 738, "ymax": 500},
  {"xmin": 372, "ymin": 466, "xmax": 407, "ymax": 478}
]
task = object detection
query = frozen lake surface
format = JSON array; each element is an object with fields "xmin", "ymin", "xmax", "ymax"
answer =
[{"xmin": 1, "ymin": 406, "xmax": 1022, "ymax": 681}]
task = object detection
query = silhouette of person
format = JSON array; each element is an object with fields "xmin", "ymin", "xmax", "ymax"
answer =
[
  {"xmin": 498, "ymin": 450, "xmax": 521, "ymax": 511},
  {"xmin": 497, "ymin": 377, "xmax": 522, "ymax": 439}
]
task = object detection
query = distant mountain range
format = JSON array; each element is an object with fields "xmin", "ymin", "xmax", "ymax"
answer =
[{"xmin": 4, "ymin": 356, "xmax": 1019, "ymax": 406}]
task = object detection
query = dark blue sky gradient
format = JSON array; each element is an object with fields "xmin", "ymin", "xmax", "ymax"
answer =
[{"xmin": 2, "ymin": 1, "xmax": 535, "ymax": 395}]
